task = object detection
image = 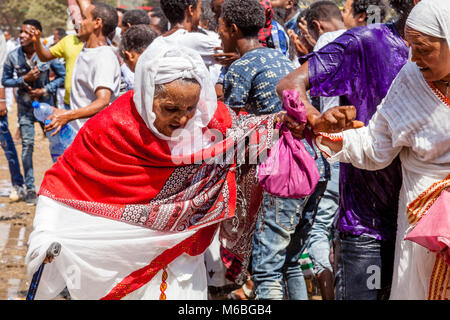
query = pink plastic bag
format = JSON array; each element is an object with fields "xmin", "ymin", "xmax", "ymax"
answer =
[
  {"xmin": 405, "ymin": 190, "xmax": 450, "ymax": 265},
  {"xmin": 258, "ymin": 90, "xmax": 320, "ymax": 199}
]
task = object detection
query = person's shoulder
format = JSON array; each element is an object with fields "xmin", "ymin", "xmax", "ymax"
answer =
[
  {"xmin": 239, "ymin": 47, "xmax": 290, "ymax": 65},
  {"xmin": 350, "ymin": 23, "xmax": 400, "ymax": 43},
  {"xmin": 6, "ymin": 45, "xmax": 20, "ymax": 58},
  {"xmin": 261, "ymin": 47, "xmax": 294, "ymax": 66},
  {"xmin": 396, "ymin": 61, "xmax": 421, "ymax": 82},
  {"xmin": 64, "ymin": 34, "xmax": 84, "ymax": 46},
  {"xmin": 96, "ymin": 45, "xmax": 118, "ymax": 58}
]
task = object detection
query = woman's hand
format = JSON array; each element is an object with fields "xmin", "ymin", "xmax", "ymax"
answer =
[
  {"xmin": 274, "ymin": 111, "xmax": 306, "ymax": 140},
  {"xmin": 44, "ymin": 108, "xmax": 73, "ymax": 136},
  {"xmin": 310, "ymin": 105, "xmax": 364, "ymax": 133}
]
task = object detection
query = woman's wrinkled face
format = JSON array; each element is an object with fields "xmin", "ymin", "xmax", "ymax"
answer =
[
  {"xmin": 153, "ymin": 80, "xmax": 201, "ymax": 137},
  {"xmin": 406, "ymin": 26, "xmax": 450, "ymax": 82}
]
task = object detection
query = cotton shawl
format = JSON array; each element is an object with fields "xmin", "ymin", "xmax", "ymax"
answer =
[{"xmin": 27, "ymin": 91, "xmax": 275, "ymax": 299}]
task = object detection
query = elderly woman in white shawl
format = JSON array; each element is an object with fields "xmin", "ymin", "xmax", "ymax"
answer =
[
  {"xmin": 25, "ymin": 41, "xmax": 304, "ymax": 300},
  {"xmin": 316, "ymin": 0, "xmax": 450, "ymax": 300}
]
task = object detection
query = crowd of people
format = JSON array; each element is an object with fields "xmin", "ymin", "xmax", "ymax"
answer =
[{"xmin": 0, "ymin": 0, "xmax": 448, "ymax": 301}]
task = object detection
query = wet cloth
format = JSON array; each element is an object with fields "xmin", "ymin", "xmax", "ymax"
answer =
[
  {"xmin": 320, "ymin": 61, "xmax": 450, "ymax": 299},
  {"xmin": 300, "ymin": 23, "xmax": 409, "ymax": 241}
]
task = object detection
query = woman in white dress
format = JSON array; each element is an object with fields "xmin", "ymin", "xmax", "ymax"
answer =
[{"xmin": 315, "ymin": 0, "xmax": 450, "ymax": 300}]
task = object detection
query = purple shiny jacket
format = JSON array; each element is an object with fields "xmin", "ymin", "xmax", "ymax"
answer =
[{"xmin": 300, "ymin": 23, "xmax": 409, "ymax": 241}]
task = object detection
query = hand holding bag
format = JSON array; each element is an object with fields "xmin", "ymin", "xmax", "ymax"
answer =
[{"xmin": 258, "ymin": 90, "xmax": 320, "ymax": 199}]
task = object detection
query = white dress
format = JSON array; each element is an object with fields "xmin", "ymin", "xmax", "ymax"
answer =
[
  {"xmin": 322, "ymin": 61, "xmax": 450, "ymax": 299},
  {"xmin": 26, "ymin": 196, "xmax": 208, "ymax": 300}
]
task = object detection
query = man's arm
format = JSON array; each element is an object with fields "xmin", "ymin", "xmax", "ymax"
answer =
[
  {"xmin": 0, "ymin": 87, "xmax": 6, "ymax": 117},
  {"xmin": 1, "ymin": 55, "xmax": 34, "ymax": 89},
  {"xmin": 276, "ymin": 61, "xmax": 321, "ymax": 126},
  {"xmin": 76, "ymin": 0, "xmax": 91, "ymax": 15},
  {"xmin": 276, "ymin": 61, "xmax": 361, "ymax": 133},
  {"xmin": 45, "ymin": 87, "xmax": 112, "ymax": 136},
  {"xmin": 30, "ymin": 28, "xmax": 57, "ymax": 62}
]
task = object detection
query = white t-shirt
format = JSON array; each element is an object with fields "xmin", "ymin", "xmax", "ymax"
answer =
[
  {"xmin": 70, "ymin": 45, "xmax": 121, "ymax": 132},
  {"xmin": 151, "ymin": 29, "xmax": 222, "ymax": 82}
]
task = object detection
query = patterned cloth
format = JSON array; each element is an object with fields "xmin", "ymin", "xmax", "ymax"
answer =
[
  {"xmin": 258, "ymin": 0, "xmax": 273, "ymax": 47},
  {"xmin": 223, "ymin": 47, "xmax": 294, "ymax": 116}
]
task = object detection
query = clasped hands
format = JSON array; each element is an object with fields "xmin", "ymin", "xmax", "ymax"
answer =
[{"xmin": 275, "ymin": 105, "xmax": 364, "ymax": 141}]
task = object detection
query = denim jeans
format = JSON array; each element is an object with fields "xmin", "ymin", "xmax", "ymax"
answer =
[
  {"xmin": 308, "ymin": 162, "xmax": 340, "ymax": 275},
  {"xmin": 17, "ymin": 106, "xmax": 37, "ymax": 190},
  {"xmin": 251, "ymin": 182, "xmax": 327, "ymax": 300},
  {"xmin": 0, "ymin": 115, "xmax": 24, "ymax": 187},
  {"xmin": 333, "ymin": 231, "xmax": 395, "ymax": 300}
]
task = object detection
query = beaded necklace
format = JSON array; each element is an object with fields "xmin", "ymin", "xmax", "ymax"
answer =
[{"xmin": 428, "ymin": 81, "xmax": 450, "ymax": 108}]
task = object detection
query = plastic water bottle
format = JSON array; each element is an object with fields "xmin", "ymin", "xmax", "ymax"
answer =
[{"xmin": 32, "ymin": 101, "xmax": 76, "ymax": 162}]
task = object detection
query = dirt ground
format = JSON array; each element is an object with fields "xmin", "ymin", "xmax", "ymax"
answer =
[{"xmin": 0, "ymin": 101, "xmax": 54, "ymax": 300}]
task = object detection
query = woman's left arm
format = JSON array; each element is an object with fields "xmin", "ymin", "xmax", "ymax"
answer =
[{"xmin": 318, "ymin": 111, "xmax": 403, "ymax": 171}]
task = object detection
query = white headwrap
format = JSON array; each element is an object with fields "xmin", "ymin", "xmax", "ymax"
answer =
[
  {"xmin": 406, "ymin": 0, "xmax": 450, "ymax": 47},
  {"xmin": 133, "ymin": 39, "xmax": 218, "ymax": 155}
]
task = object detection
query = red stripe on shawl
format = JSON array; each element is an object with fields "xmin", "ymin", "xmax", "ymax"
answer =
[
  {"xmin": 38, "ymin": 91, "xmax": 233, "ymax": 205},
  {"xmin": 101, "ymin": 224, "xmax": 219, "ymax": 300}
]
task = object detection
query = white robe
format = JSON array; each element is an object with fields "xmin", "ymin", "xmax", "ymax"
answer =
[{"xmin": 321, "ymin": 61, "xmax": 450, "ymax": 299}]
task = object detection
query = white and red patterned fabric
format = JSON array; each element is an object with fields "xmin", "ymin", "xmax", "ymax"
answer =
[{"xmin": 26, "ymin": 91, "xmax": 275, "ymax": 299}]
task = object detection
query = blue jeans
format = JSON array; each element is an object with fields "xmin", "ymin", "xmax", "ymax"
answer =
[
  {"xmin": 17, "ymin": 106, "xmax": 37, "ymax": 190},
  {"xmin": 333, "ymin": 231, "xmax": 395, "ymax": 300},
  {"xmin": 308, "ymin": 162, "xmax": 339, "ymax": 275},
  {"xmin": 0, "ymin": 115, "xmax": 24, "ymax": 187},
  {"xmin": 251, "ymin": 182, "xmax": 327, "ymax": 300}
]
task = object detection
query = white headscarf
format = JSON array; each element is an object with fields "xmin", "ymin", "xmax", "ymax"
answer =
[
  {"xmin": 133, "ymin": 40, "xmax": 218, "ymax": 155},
  {"xmin": 406, "ymin": 0, "xmax": 450, "ymax": 48}
]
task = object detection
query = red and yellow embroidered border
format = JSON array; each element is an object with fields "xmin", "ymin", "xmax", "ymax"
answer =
[
  {"xmin": 428, "ymin": 257, "xmax": 449, "ymax": 300},
  {"xmin": 407, "ymin": 174, "xmax": 450, "ymax": 300},
  {"xmin": 407, "ymin": 174, "xmax": 450, "ymax": 226}
]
